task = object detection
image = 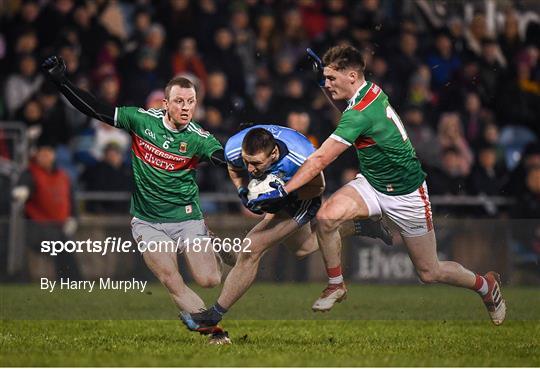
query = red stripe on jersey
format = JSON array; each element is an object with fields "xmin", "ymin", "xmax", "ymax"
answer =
[
  {"xmin": 352, "ymin": 84, "xmax": 381, "ymax": 112},
  {"xmin": 354, "ymin": 136, "xmax": 376, "ymax": 149},
  {"xmin": 131, "ymin": 133, "xmax": 198, "ymax": 171},
  {"xmin": 418, "ymin": 185, "xmax": 433, "ymax": 231}
]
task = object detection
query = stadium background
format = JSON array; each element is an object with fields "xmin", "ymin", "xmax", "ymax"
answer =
[{"xmin": 0, "ymin": 0, "xmax": 539, "ymax": 285}]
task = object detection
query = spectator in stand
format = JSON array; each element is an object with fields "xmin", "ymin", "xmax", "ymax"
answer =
[
  {"xmin": 34, "ymin": 0, "xmax": 75, "ymax": 48},
  {"xmin": 12, "ymin": 29, "xmax": 40, "ymax": 61},
  {"xmin": 156, "ymin": 0, "xmax": 197, "ymax": 50},
  {"xmin": 367, "ymin": 54, "xmax": 396, "ymax": 101},
  {"xmin": 80, "ymin": 142, "xmax": 132, "ymax": 214},
  {"xmin": 254, "ymin": 11, "xmax": 279, "ymax": 71},
  {"xmin": 204, "ymin": 70, "xmax": 235, "ymax": 119},
  {"xmin": 96, "ymin": 0, "xmax": 129, "ymax": 42},
  {"xmin": 202, "ymin": 107, "xmax": 229, "ymax": 144},
  {"xmin": 125, "ymin": 7, "xmax": 153, "ymax": 54},
  {"xmin": 142, "ymin": 23, "xmax": 171, "ymax": 80},
  {"xmin": 498, "ymin": 45, "xmax": 540, "ymax": 135},
  {"xmin": 4, "ymin": 1, "xmax": 42, "ymax": 60},
  {"xmin": 240, "ymin": 79, "xmax": 278, "ymax": 123},
  {"xmin": 92, "ymin": 37, "xmax": 122, "ymax": 89},
  {"xmin": 498, "ymin": 10, "xmax": 524, "ymax": 67},
  {"xmin": 122, "ymin": 47, "xmax": 165, "ymax": 106},
  {"xmin": 478, "ymin": 37, "xmax": 506, "ymax": 109},
  {"xmin": 71, "ymin": 2, "xmax": 109, "ymax": 67},
  {"xmin": 405, "ymin": 65, "xmax": 434, "ymax": 116},
  {"xmin": 516, "ymin": 166, "xmax": 540, "ymax": 218},
  {"xmin": 389, "ymin": 31, "xmax": 421, "ymax": 109},
  {"xmin": 286, "ymin": 110, "xmax": 319, "ymax": 148},
  {"xmin": 426, "ymin": 31, "xmax": 462, "ymax": 92},
  {"xmin": 463, "ymin": 13, "xmax": 489, "ymax": 61},
  {"xmin": 460, "ymin": 91, "xmax": 488, "ymax": 147},
  {"xmin": 36, "ymin": 82, "xmax": 71, "ymax": 147},
  {"xmin": 505, "ymin": 143, "xmax": 540, "ymax": 196},
  {"xmin": 16, "ymin": 98, "xmax": 43, "ymax": 143},
  {"xmin": 11, "ymin": 138, "xmax": 79, "ymax": 281},
  {"xmin": 480, "ymin": 122, "xmax": 507, "ymax": 169},
  {"xmin": 207, "ymin": 27, "xmax": 246, "ymax": 98},
  {"xmin": 275, "ymin": 8, "xmax": 308, "ymax": 67},
  {"xmin": 278, "ymin": 76, "xmax": 310, "ymax": 120},
  {"xmin": 4, "ymin": 53, "xmax": 44, "ymax": 118},
  {"xmin": 468, "ymin": 143, "xmax": 508, "ymax": 196},
  {"xmin": 298, "ymin": 0, "xmax": 326, "ymax": 40},
  {"xmin": 194, "ymin": 0, "xmax": 227, "ymax": 55},
  {"xmin": 171, "ymin": 37, "xmax": 208, "ymax": 87},
  {"xmin": 510, "ymin": 166, "xmax": 540, "ymax": 260},
  {"xmin": 428, "ymin": 146, "xmax": 469, "ymax": 195},
  {"xmin": 437, "ymin": 112, "xmax": 473, "ymax": 176},
  {"xmin": 230, "ymin": 4, "xmax": 257, "ymax": 91},
  {"xmin": 313, "ymin": 4, "xmax": 349, "ymax": 52},
  {"xmin": 402, "ymin": 104, "xmax": 439, "ymax": 168}
]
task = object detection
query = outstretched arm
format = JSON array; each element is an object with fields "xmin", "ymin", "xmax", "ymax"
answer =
[
  {"xmin": 284, "ymin": 137, "xmax": 348, "ymax": 194},
  {"xmin": 41, "ymin": 56, "xmax": 116, "ymax": 125}
]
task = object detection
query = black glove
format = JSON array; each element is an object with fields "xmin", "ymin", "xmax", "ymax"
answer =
[
  {"xmin": 41, "ymin": 56, "xmax": 67, "ymax": 85},
  {"xmin": 306, "ymin": 48, "xmax": 325, "ymax": 87},
  {"xmin": 238, "ymin": 186, "xmax": 263, "ymax": 215}
]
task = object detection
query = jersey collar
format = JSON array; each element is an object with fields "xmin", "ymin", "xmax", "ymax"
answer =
[
  {"xmin": 346, "ymin": 80, "xmax": 368, "ymax": 110},
  {"xmin": 162, "ymin": 114, "xmax": 189, "ymax": 133},
  {"xmin": 267, "ymin": 139, "xmax": 289, "ymax": 173}
]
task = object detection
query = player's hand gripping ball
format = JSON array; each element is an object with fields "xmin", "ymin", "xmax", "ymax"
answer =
[{"xmin": 247, "ymin": 173, "xmax": 285, "ymax": 202}]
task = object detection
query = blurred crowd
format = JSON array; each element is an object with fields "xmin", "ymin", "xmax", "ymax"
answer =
[{"xmin": 1, "ymin": 0, "xmax": 539, "ymax": 217}]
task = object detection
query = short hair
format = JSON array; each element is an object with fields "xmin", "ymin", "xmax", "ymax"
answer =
[
  {"xmin": 164, "ymin": 76, "xmax": 196, "ymax": 99},
  {"xmin": 322, "ymin": 45, "xmax": 366, "ymax": 73},
  {"xmin": 242, "ymin": 128, "xmax": 276, "ymax": 156}
]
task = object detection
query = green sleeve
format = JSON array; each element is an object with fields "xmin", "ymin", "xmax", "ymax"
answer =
[
  {"xmin": 198, "ymin": 134, "xmax": 223, "ymax": 161},
  {"xmin": 114, "ymin": 106, "xmax": 140, "ymax": 131},
  {"xmin": 331, "ymin": 109, "xmax": 370, "ymax": 145}
]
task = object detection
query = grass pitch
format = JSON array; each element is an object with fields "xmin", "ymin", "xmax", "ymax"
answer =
[{"xmin": 1, "ymin": 283, "xmax": 539, "ymax": 366}]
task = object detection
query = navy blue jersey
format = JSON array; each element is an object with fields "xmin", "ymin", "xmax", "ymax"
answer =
[{"xmin": 225, "ymin": 125, "xmax": 315, "ymax": 182}]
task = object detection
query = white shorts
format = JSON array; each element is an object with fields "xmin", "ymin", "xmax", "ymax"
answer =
[
  {"xmin": 346, "ymin": 174, "xmax": 433, "ymax": 237},
  {"xmin": 131, "ymin": 217, "xmax": 211, "ymax": 253}
]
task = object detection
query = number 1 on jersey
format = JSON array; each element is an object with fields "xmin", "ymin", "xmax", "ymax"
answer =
[{"xmin": 386, "ymin": 105, "xmax": 408, "ymax": 141}]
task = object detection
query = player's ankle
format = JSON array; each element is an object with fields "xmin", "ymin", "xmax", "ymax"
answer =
[
  {"xmin": 472, "ymin": 274, "xmax": 488, "ymax": 296},
  {"xmin": 213, "ymin": 302, "xmax": 228, "ymax": 316},
  {"xmin": 327, "ymin": 266, "xmax": 344, "ymax": 285}
]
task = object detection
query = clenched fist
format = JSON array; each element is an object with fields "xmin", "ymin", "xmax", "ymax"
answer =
[{"xmin": 41, "ymin": 56, "xmax": 67, "ymax": 84}]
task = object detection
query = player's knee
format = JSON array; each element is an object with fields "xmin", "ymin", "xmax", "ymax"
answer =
[
  {"xmin": 195, "ymin": 273, "xmax": 221, "ymax": 288},
  {"xmin": 316, "ymin": 213, "xmax": 341, "ymax": 233},
  {"xmin": 316, "ymin": 203, "xmax": 343, "ymax": 231},
  {"xmin": 295, "ymin": 249, "xmax": 311, "ymax": 260}
]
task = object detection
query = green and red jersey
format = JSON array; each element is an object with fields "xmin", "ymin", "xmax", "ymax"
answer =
[
  {"xmin": 115, "ymin": 107, "xmax": 222, "ymax": 222},
  {"xmin": 331, "ymin": 81, "xmax": 426, "ymax": 195}
]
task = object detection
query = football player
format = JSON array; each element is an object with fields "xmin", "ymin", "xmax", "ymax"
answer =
[
  {"xmin": 251, "ymin": 46, "xmax": 506, "ymax": 325},
  {"xmin": 41, "ymin": 56, "xmax": 232, "ymax": 343},
  {"xmin": 180, "ymin": 124, "xmax": 392, "ymax": 334}
]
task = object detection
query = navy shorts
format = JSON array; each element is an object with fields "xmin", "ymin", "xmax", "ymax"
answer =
[{"xmin": 283, "ymin": 196, "xmax": 322, "ymax": 226}]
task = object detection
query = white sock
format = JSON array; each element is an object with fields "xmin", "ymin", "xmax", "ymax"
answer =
[
  {"xmin": 477, "ymin": 277, "xmax": 488, "ymax": 296},
  {"xmin": 328, "ymin": 275, "xmax": 344, "ymax": 284}
]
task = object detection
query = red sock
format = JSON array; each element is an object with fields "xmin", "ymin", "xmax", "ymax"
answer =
[
  {"xmin": 327, "ymin": 265, "xmax": 343, "ymax": 284},
  {"xmin": 472, "ymin": 274, "xmax": 488, "ymax": 296}
]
